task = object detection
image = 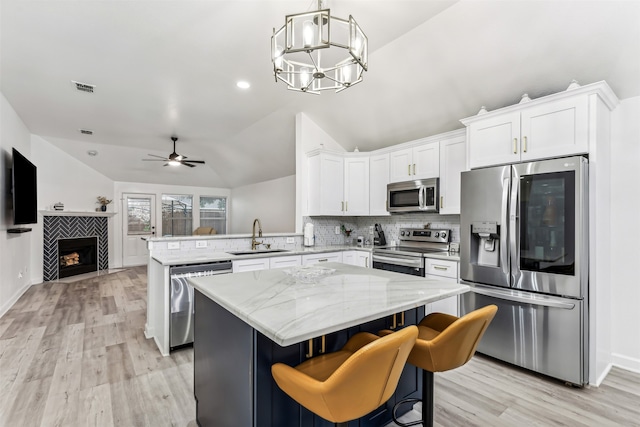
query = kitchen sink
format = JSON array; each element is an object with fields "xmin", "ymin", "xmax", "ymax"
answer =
[{"xmin": 228, "ymin": 249, "xmax": 290, "ymax": 256}]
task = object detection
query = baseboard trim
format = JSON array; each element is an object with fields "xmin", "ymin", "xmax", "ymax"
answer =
[
  {"xmin": 0, "ymin": 282, "xmax": 31, "ymax": 318},
  {"xmin": 594, "ymin": 363, "xmax": 613, "ymax": 387},
  {"xmin": 611, "ymin": 353, "xmax": 640, "ymax": 374}
]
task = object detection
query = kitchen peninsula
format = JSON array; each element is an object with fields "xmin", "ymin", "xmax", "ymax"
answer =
[{"xmin": 188, "ymin": 263, "xmax": 468, "ymax": 427}]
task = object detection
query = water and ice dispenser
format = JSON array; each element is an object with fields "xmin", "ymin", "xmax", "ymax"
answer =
[{"xmin": 471, "ymin": 222, "xmax": 500, "ymax": 268}]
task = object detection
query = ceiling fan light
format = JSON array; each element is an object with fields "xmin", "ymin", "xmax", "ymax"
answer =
[{"xmin": 168, "ymin": 160, "xmax": 181, "ymax": 166}]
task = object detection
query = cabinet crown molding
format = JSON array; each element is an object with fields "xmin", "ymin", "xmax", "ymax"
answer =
[{"xmin": 460, "ymin": 80, "xmax": 619, "ymax": 126}]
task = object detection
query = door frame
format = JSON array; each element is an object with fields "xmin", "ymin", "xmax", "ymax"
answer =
[{"xmin": 122, "ymin": 193, "xmax": 157, "ymax": 267}]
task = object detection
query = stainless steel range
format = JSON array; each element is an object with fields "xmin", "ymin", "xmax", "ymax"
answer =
[{"xmin": 372, "ymin": 228, "xmax": 450, "ymax": 276}]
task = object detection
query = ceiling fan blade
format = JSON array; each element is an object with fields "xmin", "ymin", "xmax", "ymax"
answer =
[
  {"xmin": 142, "ymin": 158, "xmax": 169, "ymax": 161},
  {"xmin": 147, "ymin": 154, "xmax": 167, "ymax": 159},
  {"xmin": 181, "ymin": 162, "xmax": 196, "ymax": 168},
  {"xmin": 183, "ymin": 160, "xmax": 205, "ymax": 164}
]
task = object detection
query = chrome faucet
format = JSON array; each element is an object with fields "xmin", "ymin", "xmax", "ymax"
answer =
[{"xmin": 252, "ymin": 218, "xmax": 263, "ymax": 250}]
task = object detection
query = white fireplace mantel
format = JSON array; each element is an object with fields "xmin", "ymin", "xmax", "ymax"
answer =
[{"xmin": 39, "ymin": 210, "xmax": 117, "ymax": 217}]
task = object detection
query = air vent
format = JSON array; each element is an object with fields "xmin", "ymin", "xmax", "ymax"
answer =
[
  {"xmin": 71, "ymin": 80, "xmax": 95, "ymax": 93},
  {"xmin": 79, "ymin": 129, "xmax": 93, "ymax": 135}
]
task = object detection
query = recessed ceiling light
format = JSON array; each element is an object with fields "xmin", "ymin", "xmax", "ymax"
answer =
[
  {"xmin": 87, "ymin": 150, "xmax": 98, "ymax": 157},
  {"xmin": 236, "ymin": 81, "xmax": 250, "ymax": 89}
]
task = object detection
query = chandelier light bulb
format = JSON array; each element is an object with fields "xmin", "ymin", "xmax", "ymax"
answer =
[
  {"xmin": 342, "ymin": 64, "xmax": 352, "ymax": 84},
  {"xmin": 303, "ymin": 20, "xmax": 314, "ymax": 48},
  {"xmin": 300, "ymin": 67, "xmax": 311, "ymax": 88}
]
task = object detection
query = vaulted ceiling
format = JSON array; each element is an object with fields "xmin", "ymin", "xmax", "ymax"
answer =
[{"xmin": 2, "ymin": 0, "xmax": 639, "ymax": 188}]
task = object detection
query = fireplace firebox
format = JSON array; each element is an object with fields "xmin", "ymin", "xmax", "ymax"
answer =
[{"xmin": 58, "ymin": 237, "xmax": 98, "ymax": 278}]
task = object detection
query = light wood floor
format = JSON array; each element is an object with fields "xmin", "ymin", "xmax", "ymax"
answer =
[{"xmin": 1, "ymin": 267, "xmax": 639, "ymax": 427}]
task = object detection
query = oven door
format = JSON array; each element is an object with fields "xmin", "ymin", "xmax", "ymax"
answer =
[{"xmin": 372, "ymin": 253, "xmax": 424, "ymax": 276}]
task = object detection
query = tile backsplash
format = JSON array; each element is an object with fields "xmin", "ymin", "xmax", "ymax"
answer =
[{"xmin": 302, "ymin": 214, "xmax": 460, "ymax": 246}]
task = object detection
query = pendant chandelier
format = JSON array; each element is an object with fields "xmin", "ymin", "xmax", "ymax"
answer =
[{"xmin": 271, "ymin": 0, "xmax": 368, "ymax": 94}]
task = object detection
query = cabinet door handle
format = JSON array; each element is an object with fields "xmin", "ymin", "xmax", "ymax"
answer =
[
  {"xmin": 407, "ymin": 165, "xmax": 411, "ymax": 176},
  {"xmin": 399, "ymin": 311, "xmax": 405, "ymax": 326},
  {"xmin": 440, "ymin": 196, "xmax": 444, "ymax": 208},
  {"xmin": 513, "ymin": 138, "xmax": 518, "ymax": 154},
  {"xmin": 365, "ymin": 257, "xmax": 369, "ymax": 268},
  {"xmin": 318, "ymin": 258, "xmax": 328, "ymax": 262},
  {"xmin": 341, "ymin": 201, "xmax": 344, "ymax": 211},
  {"xmin": 319, "ymin": 335, "xmax": 326, "ymax": 354},
  {"xmin": 434, "ymin": 265, "xmax": 449, "ymax": 271},
  {"xmin": 345, "ymin": 201, "xmax": 348, "ymax": 212},
  {"xmin": 306, "ymin": 339, "xmax": 314, "ymax": 358},
  {"xmin": 413, "ymin": 163, "xmax": 416, "ymax": 175},
  {"xmin": 391, "ymin": 313, "xmax": 397, "ymax": 329},
  {"xmin": 523, "ymin": 136, "xmax": 527, "ymax": 153}
]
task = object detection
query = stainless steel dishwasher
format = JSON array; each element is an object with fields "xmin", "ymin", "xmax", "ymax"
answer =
[{"xmin": 169, "ymin": 260, "xmax": 232, "ymax": 350}]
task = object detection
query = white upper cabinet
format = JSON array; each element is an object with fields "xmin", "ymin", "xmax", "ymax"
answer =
[
  {"xmin": 413, "ymin": 142, "xmax": 440, "ymax": 178},
  {"xmin": 307, "ymin": 152, "xmax": 369, "ymax": 216},
  {"xmin": 467, "ymin": 111, "xmax": 521, "ymax": 168},
  {"xmin": 369, "ymin": 153, "xmax": 390, "ymax": 216},
  {"xmin": 308, "ymin": 152, "xmax": 344, "ymax": 216},
  {"xmin": 389, "ymin": 140, "xmax": 439, "ymax": 183},
  {"xmin": 463, "ymin": 83, "xmax": 618, "ymax": 169},
  {"xmin": 344, "ymin": 157, "xmax": 370, "ymax": 215},
  {"xmin": 519, "ymin": 96, "xmax": 588, "ymax": 162},
  {"xmin": 389, "ymin": 148, "xmax": 413, "ymax": 182},
  {"xmin": 438, "ymin": 132, "xmax": 467, "ymax": 215}
]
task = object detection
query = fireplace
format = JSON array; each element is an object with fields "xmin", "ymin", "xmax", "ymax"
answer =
[
  {"xmin": 57, "ymin": 237, "xmax": 98, "ymax": 278},
  {"xmin": 43, "ymin": 215, "xmax": 109, "ymax": 281}
]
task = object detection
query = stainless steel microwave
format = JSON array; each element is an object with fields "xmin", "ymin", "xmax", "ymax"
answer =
[{"xmin": 387, "ymin": 178, "xmax": 439, "ymax": 213}]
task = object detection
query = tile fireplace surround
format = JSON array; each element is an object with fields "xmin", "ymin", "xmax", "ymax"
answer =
[{"xmin": 43, "ymin": 215, "xmax": 108, "ymax": 281}]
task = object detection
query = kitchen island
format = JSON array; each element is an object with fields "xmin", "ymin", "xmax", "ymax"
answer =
[{"xmin": 188, "ymin": 263, "xmax": 469, "ymax": 427}]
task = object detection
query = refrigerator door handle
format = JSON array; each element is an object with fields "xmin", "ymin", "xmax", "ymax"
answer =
[
  {"xmin": 501, "ymin": 177, "xmax": 510, "ymax": 277},
  {"xmin": 470, "ymin": 286, "xmax": 576, "ymax": 310},
  {"xmin": 510, "ymin": 166, "xmax": 520, "ymax": 285}
]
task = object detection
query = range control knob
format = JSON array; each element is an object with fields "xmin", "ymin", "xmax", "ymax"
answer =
[
  {"xmin": 434, "ymin": 232, "xmax": 440, "ymax": 238},
  {"xmin": 441, "ymin": 232, "xmax": 447, "ymax": 239},
  {"xmin": 400, "ymin": 231, "xmax": 405, "ymax": 236}
]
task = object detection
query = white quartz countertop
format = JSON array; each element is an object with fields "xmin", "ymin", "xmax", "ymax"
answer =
[
  {"xmin": 188, "ymin": 262, "xmax": 469, "ymax": 346},
  {"xmin": 151, "ymin": 245, "xmax": 374, "ymax": 266},
  {"xmin": 151, "ymin": 245, "xmax": 459, "ymax": 266}
]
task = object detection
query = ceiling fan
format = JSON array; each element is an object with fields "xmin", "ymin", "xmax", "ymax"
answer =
[{"xmin": 143, "ymin": 136, "xmax": 205, "ymax": 168}]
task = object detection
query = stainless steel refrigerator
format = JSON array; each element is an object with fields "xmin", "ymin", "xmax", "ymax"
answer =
[{"xmin": 460, "ymin": 156, "xmax": 588, "ymax": 385}]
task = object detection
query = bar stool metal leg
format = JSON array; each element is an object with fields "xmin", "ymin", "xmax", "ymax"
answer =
[{"xmin": 391, "ymin": 369, "xmax": 434, "ymax": 427}]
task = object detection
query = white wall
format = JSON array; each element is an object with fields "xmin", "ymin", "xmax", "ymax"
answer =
[
  {"xmin": 113, "ymin": 181, "xmax": 231, "ymax": 266},
  {"xmin": 0, "ymin": 93, "xmax": 34, "ymax": 316},
  {"xmin": 610, "ymin": 96, "xmax": 640, "ymax": 372},
  {"xmin": 230, "ymin": 175, "xmax": 295, "ymax": 234},
  {"xmin": 30, "ymin": 134, "xmax": 116, "ymax": 282}
]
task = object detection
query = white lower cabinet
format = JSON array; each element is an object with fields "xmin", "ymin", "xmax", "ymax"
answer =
[
  {"xmin": 269, "ymin": 255, "xmax": 302, "ymax": 269},
  {"xmin": 302, "ymin": 252, "xmax": 343, "ymax": 266},
  {"xmin": 424, "ymin": 258, "xmax": 459, "ymax": 316},
  {"xmin": 342, "ymin": 251, "xmax": 371, "ymax": 268},
  {"xmin": 232, "ymin": 258, "xmax": 270, "ymax": 273}
]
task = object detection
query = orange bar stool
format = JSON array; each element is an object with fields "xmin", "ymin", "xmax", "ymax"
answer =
[
  {"xmin": 381, "ymin": 305, "xmax": 497, "ymax": 427},
  {"xmin": 272, "ymin": 326, "xmax": 419, "ymax": 427}
]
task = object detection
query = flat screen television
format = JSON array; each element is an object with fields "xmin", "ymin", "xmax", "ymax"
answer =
[{"xmin": 11, "ymin": 148, "xmax": 38, "ymax": 225}]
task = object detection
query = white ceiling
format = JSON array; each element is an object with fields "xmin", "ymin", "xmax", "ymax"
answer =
[{"xmin": 2, "ymin": 0, "xmax": 639, "ymax": 189}]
